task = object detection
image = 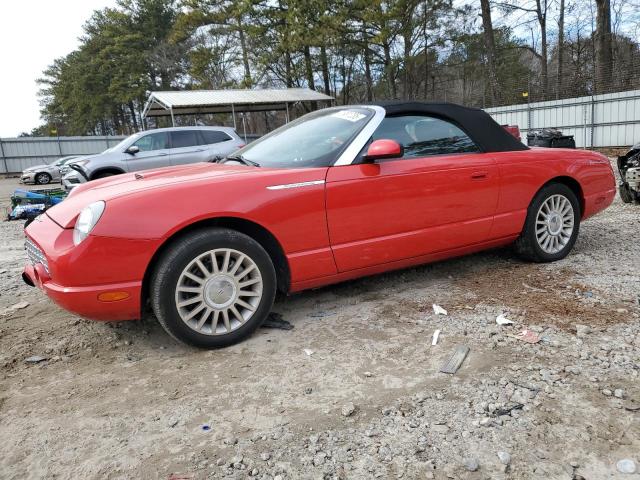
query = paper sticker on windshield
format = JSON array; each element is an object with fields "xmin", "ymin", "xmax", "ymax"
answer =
[{"xmin": 331, "ymin": 110, "xmax": 366, "ymax": 122}]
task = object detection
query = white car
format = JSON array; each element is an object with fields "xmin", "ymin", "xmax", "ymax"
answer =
[{"xmin": 20, "ymin": 156, "xmax": 79, "ymax": 185}]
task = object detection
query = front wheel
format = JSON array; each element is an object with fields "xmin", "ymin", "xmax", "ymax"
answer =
[
  {"xmin": 515, "ymin": 183, "xmax": 581, "ymax": 262},
  {"xmin": 150, "ymin": 228, "xmax": 276, "ymax": 348},
  {"xmin": 35, "ymin": 172, "xmax": 51, "ymax": 185}
]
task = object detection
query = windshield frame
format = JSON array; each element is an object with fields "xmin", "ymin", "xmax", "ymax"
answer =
[{"xmin": 233, "ymin": 105, "xmax": 385, "ymax": 169}]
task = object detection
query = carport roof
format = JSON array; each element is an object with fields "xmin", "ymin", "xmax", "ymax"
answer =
[{"xmin": 142, "ymin": 88, "xmax": 333, "ymax": 117}]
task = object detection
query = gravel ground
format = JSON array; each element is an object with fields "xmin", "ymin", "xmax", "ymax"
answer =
[{"xmin": 0, "ymin": 171, "xmax": 639, "ymax": 480}]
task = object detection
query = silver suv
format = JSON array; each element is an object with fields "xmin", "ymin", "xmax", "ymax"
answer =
[{"xmin": 62, "ymin": 126, "xmax": 245, "ymax": 190}]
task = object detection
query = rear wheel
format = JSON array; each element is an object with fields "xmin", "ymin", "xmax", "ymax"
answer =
[
  {"xmin": 150, "ymin": 228, "xmax": 276, "ymax": 348},
  {"xmin": 515, "ymin": 183, "xmax": 580, "ymax": 262},
  {"xmin": 93, "ymin": 171, "xmax": 117, "ymax": 180},
  {"xmin": 35, "ymin": 172, "xmax": 51, "ymax": 185}
]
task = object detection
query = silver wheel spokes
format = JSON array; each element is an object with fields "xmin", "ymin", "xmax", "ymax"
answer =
[
  {"xmin": 535, "ymin": 194, "xmax": 574, "ymax": 254},
  {"xmin": 175, "ymin": 248, "xmax": 263, "ymax": 335}
]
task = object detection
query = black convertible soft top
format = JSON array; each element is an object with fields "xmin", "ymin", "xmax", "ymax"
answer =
[{"xmin": 377, "ymin": 101, "xmax": 529, "ymax": 153}]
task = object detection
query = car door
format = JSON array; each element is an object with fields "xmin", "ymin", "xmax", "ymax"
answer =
[
  {"xmin": 325, "ymin": 114, "xmax": 500, "ymax": 272},
  {"xmin": 169, "ymin": 130, "xmax": 209, "ymax": 166},
  {"xmin": 124, "ymin": 132, "xmax": 171, "ymax": 172}
]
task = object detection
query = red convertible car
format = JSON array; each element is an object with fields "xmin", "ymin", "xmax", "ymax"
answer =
[{"xmin": 23, "ymin": 102, "xmax": 616, "ymax": 348}]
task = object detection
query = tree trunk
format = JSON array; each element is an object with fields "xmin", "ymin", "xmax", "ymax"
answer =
[
  {"xmin": 594, "ymin": 0, "xmax": 613, "ymax": 93},
  {"xmin": 237, "ymin": 17, "xmax": 252, "ymax": 88},
  {"xmin": 303, "ymin": 45, "xmax": 317, "ymax": 109},
  {"xmin": 556, "ymin": 0, "xmax": 565, "ymax": 99},
  {"xmin": 383, "ymin": 41, "xmax": 397, "ymax": 98},
  {"xmin": 535, "ymin": 0, "xmax": 548, "ymax": 97},
  {"xmin": 480, "ymin": 0, "xmax": 500, "ymax": 105},
  {"xmin": 362, "ymin": 26, "xmax": 373, "ymax": 101},
  {"xmin": 320, "ymin": 45, "xmax": 331, "ymax": 96},
  {"xmin": 128, "ymin": 101, "xmax": 139, "ymax": 131}
]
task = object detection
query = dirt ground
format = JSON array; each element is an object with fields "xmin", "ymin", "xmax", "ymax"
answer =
[{"xmin": 0, "ymin": 171, "xmax": 639, "ymax": 480}]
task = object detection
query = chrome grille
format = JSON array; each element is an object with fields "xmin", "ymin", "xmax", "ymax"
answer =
[{"xmin": 25, "ymin": 237, "xmax": 49, "ymax": 274}]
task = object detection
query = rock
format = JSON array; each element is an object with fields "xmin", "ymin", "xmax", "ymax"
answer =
[
  {"xmin": 216, "ymin": 458, "xmax": 225, "ymax": 466},
  {"xmin": 614, "ymin": 389, "xmax": 625, "ymax": 399},
  {"xmin": 260, "ymin": 452, "xmax": 271, "ymax": 461},
  {"xmin": 602, "ymin": 389, "xmax": 613, "ymax": 396},
  {"xmin": 463, "ymin": 458, "xmax": 479, "ymax": 472},
  {"xmin": 364, "ymin": 371, "xmax": 373, "ymax": 377},
  {"xmin": 575, "ymin": 324, "xmax": 591, "ymax": 337},
  {"xmin": 342, "ymin": 402, "xmax": 356, "ymax": 417},
  {"xmin": 24, "ymin": 355, "xmax": 47, "ymax": 364},
  {"xmin": 616, "ymin": 459, "xmax": 637, "ymax": 474},
  {"xmin": 497, "ymin": 451, "xmax": 511, "ymax": 465},
  {"xmin": 313, "ymin": 452, "xmax": 326, "ymax": 466},
  {"xmin": 304, "ymin": 387, "xmax": 313, "ymax": 394}
]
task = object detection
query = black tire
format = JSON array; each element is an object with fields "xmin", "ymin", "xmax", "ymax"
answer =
[
  {"xmin": 514, "ymin": 183, "xmax": 581, "ymax": 262},
  {"xmin": 35, "ymin": 172, "xmax": 51, "ymax": 185},
  {"xmin": 150, "ymin": 228, "xmax": 276, "ymax": 348},
  {"xmin": 619, "ymin": 183, "xmax": 634, "ymax": 203}
]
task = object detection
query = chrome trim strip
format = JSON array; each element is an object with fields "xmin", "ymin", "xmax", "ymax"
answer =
[
  {"xmin": 333, "ymin": 105, "xmax": 386, "ymax": 166},
  {"xmin": 266, "ymin": 180, "xmax": 325, "ymax": 190}
]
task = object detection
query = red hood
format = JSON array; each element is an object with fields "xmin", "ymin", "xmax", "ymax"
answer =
[{"xmin": 47, "ymin": 162, "xmax": 270, "ymax": 228}]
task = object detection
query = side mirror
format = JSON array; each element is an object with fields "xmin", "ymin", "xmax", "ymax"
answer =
[
  {"xmin": 126, "ymin": 145, "xmax": 139, "ymax": 155},
  {"xmin": 363, "ymin": 139, "xmax": 403, "ymax": 162}
]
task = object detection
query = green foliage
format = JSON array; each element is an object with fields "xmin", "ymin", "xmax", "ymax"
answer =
[{"xmin": 36, "ymin": 0, "xmax": 639, "ymax": 135}]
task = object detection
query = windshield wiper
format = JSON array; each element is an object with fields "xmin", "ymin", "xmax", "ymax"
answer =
[{"xmin": 223, "ymin": 154, "xmax": 260, "ymax": 167}]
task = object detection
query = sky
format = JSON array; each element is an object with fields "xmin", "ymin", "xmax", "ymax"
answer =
[{"xmin": 0, "ymin": 0, "xmax": 116, "ymax": 137}]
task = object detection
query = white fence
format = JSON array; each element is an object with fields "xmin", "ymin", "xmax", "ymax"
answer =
[
  {"xmin": 0, "ymin": 136, "xmax": 125, "ymax": 174},
  {"xmin": 486, "ymin": 89, "xmax": 640, "ymax": 148}
]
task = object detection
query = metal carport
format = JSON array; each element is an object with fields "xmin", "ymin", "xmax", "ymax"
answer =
[{"xmin": 142, "ymin": 88, "xmax": 334, "ymax": 129}]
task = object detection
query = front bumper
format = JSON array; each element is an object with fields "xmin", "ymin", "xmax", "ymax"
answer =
[
  {"xmin": 20, "ymin": 172, "xmax": 36, "ymax": 184},
  {"xmin": 22, "ymin": 213, "xmax": 155, "ymax": 321},
  {"xmin": 62, "ymin": 172, "xmax": 83, "ymax": 191}
]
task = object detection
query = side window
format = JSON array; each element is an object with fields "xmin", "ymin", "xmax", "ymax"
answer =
[
  {"xmin": 131, "ymin": 132, "xmax": 169, "ymax": 152},
  {"xmin": 372, "ymin": 115, "xmax": 479, "ymax": 158},
  {"xmin": 170, "ymin": 130, "xmax": 199, "ymax": 149},
  {"xmin": 199, "ymin": 130, "xmax": 232, "ymax": 145}
]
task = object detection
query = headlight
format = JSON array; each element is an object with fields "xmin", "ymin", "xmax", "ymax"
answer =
[{"xmin": 73, "ymin": 201, "xmax": 105, "ymax": 246}]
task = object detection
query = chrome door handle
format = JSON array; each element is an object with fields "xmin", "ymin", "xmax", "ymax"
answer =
[{"xmin": 471, "ymin": 171, "xmax": 488, "ymax": 179}]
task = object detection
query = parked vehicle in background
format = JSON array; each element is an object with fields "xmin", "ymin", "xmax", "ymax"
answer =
[
  {"xmin": 23, "ymin": 102, "xmax": 616, "ymax": 348},
  {"xmin": 61, "ymin": 126, "xmax": 245, "ymax": 190},
  {"xmin": 527, "ymin": 129, "xmax": 576, "ymax": 148},
  {"xmin": 20, "ymin": 156, "xmax": 79, "ymax": 185},
  {"xmin": 617, "ymin": 142, "xmax": 640, "ymax": 204}
]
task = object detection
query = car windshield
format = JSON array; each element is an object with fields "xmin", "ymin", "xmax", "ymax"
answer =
[
  {"xmin": 103, "ymin": 133, "xmax": 142, "ymax": 153},
  {"xmin": 235, "ymin": 107, "xmax": 374, "ymax": 168}
]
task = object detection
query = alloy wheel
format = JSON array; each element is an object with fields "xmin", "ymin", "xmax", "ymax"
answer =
[
  {"xmin": 174, "ymin": 248, "xmax": 263, "ymax": 335},
  {"xmin": 535, "ymin": 194, "xmax": 575, "ymax": 254}
]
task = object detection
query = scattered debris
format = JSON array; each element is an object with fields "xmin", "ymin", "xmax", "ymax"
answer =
[
  {"xmin": 341, "ymin": 402, "xmax": 356, "ymax": 417},
  {"xmin": 522, "ymin": 282, "xmax": 546, "ymax": 293},
  {"xmin": 303, "ymin": 349, "xmax": 314, "ymax": 356},
  {"xmin": 201, "ymin": 424, "xmax": 211, "ymax": 432},
  {"xmin": 575, "ymin": 324, "xmax": 592, "ymax": 337},
  {"xmin": 624, "ymin": 401, "xmax": 640, "ymax": 412},
  {"xmin": 516, "ymin": 329, "xmax": 540, "ymax": 344},
  {"xmin": 616, "ymin": 459, "xmax": 637, "ymax": 474},
  {"xmin": 492, "ymin": 403, "xmax": 524, "ymax": 417},
  {"xmin": 496, "ymin": 314, "xmax": 513, "ymax": 326},
  {"xmin": 2, "ymin": 301, "xmax": 30, "ymax": 316},
  {"xmin": 24, "ymin": 355, "xmax": 47, "ymax": 364},
  {"xmin": 262, "ymin": 312, "xmax": 294, "ymax": 330},
  {"xmin": 432, "ymin": 329, "xmax": 441, "ymax": 345},
  {"xmin": 439, "ymin": 346, "xmax": 470, "ymax": 374},
  {"xmin": 363, "ymin": 371, "xmax": 373, "ymax": 377},
  {"xmin": 432, "ymin": 304, "xmax": 448, "ymax": 316},
  {"xmin": 463, "ymin": 458, "xmax": 479, "ymax": 472},
  {"xmin": 304, "ymin": 387, "xmax": 313, "ymax": 394},
  {"xmin": 497, "ymin": 451, "xmax": 511, "ymax": 465}
]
